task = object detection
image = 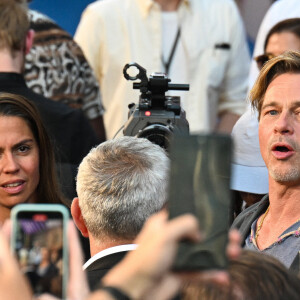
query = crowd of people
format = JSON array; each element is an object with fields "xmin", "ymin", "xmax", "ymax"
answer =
[{"xmin": 1, "ymin": 0, "xmax": 300, "ymax": 299}]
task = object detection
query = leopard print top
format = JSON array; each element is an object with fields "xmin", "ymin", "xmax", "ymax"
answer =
[{"xmin": 24, "ymin": 10, "xmax": 104, "ymax": 120}]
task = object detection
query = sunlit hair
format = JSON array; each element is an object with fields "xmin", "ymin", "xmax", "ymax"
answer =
[
  {"xmin": 264, "ymin": 18, "xmax": 300, "ymax": 51},
  {"xmin": 76, "ymin": 136, "xmax": 169, "ymax": 240},
  {"xmin": 0, "ymin": 92, "xmax": 62, "ymax": 204},
  {"xmin": 250, "ymin": 50, "xmax": 300, "ymax": 118},
  {"xmin": 0, "ymin": 0, "xmax": 29, "ymax": 52}
]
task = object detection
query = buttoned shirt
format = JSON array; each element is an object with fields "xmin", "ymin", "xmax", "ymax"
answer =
[{"xmin": 75, "ymin": 0, "xmax": 250, "ymax": 139}]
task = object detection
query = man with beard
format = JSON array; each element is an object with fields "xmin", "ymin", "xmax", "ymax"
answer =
[{"xmin": 232, "ymin": 50, "xmax": 300, "ymax": 273}]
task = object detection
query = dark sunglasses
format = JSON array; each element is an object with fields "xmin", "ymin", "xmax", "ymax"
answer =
[{"xmin": 254, "ymin": 53, "xmax": 276, "ymax": 70}]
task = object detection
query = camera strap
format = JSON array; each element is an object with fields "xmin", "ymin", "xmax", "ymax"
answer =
[{"xmin": 161, "ymin": 27, "xmax": 181, "ymax": 75}]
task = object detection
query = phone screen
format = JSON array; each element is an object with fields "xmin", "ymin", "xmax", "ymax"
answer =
[
  {"xmin": 168, "ymin": 134, "xmax": 232, "ymax": 271},
  {"xmin": 13, "ymin": 210, "xmax": 66, "ymax": 298}
]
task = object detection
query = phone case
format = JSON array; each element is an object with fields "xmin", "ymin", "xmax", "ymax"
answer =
[
  {"xmin": 168, "ymin": 134, "xmax": 232, "ymax": 270},
  {"xmin": 11, "ymin": 204, "xmax": 69, "ymax": 299}
]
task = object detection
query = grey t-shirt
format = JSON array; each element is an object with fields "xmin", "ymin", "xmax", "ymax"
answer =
[{"xmin": 245, "ymin": 219, "xmax": 300, "ymax": 268}]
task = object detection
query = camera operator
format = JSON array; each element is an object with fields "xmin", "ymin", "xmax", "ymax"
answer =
[{"xmin": 75, "ymin": 0, "xmax": 250, "ymax": 139}]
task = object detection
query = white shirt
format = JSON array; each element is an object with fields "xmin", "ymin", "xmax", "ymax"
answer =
[
  {"xmin": 161, "ymin": 11, "xmax": 188, "ymax": 107},
  {"xmin": 248, "ymin": 0, "xmax": 300, "ymax": 89},
  {"xmin": 83, "ymin": 244, "xmax": 138, "ymax": 270},
  {"xmin": 75, "ymin": 0, "xmax": 250, "ymax": 139}
]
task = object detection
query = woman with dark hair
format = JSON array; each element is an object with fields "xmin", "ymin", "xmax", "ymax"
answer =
[
  {"xmin": 255, "ymin": 18, "xmax": 300, "ymax": 69},
  {"xmin": 0, "ymin": 92, "xmax": 64, "ymax": 222}
]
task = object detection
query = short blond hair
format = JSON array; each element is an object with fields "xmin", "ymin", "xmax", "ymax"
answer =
[
  {"xmin": 251, "ymin": 50, "xmax": 300, "ymax": 118},
  {"xmin": 0, "ymin": 0, "xmax": 29, "ymax": 52}
]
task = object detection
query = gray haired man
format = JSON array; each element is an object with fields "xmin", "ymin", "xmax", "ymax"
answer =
[{"xmin": 71, "ymin": 136, "xmax": 169, "ymax": 290}]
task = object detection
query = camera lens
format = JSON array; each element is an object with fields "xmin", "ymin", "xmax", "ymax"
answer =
[{"xmin": 137, "ymin": 124, "xmax": 172, "ymax": 151}]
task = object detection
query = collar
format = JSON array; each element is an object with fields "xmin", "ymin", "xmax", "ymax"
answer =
[
  {"xmin": 83, "ymin": 244, "xmax": 138, "ymax": 270},
  {"xmin": 250, "ymin": 218, "xmax": 300, "ymax": 249},
  {"xmin": 0, "ymin": 72, "xmax": 26, "ymax": 86},
  {"xmin": 137, "ymin": 0, "xmax": 190, "ymax": 18}
]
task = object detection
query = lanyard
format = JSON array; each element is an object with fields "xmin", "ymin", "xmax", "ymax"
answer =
[{"xmin": 161, "ymin": 27, "xmax": 181, "ymax": 75}]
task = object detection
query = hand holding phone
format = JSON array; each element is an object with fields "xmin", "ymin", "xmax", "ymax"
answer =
[{"xmin": 11, "ymin": 204, "xmax": 69, "ymax": 299}]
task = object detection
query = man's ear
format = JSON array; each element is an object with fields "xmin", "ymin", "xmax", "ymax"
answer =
[
  {"xmin": 25, "ymin": 29, "xmax": 35, "ymax": 54},
  {"xmin": 71, "ymin": 197, "xmax": 89, "ymax": 238}
]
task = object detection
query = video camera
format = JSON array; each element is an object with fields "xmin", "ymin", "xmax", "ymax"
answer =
[{"xmin": 123, "ymin": 62, "xmax": 190, "ymax": 151}]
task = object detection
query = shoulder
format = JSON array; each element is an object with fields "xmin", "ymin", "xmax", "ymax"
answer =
[
  {"xmin": 24, "ymin": 88, "xmax": 75, "ymax": 115},
  {"xmin": 82, "ymin": 0, "xmax": 128, "ymax": 17},
  {"xmin": 191, "ymin": 0, "xmax": 243, "ymax": 31},
  {"xmin": 86, "ymin": 251, "xmax": 129, "ymax": 272},
  {"xmin": 233, "ymin": 196, "xmax": 269, "ymax": 227},
  {"xmin": 86, "ymin": 251, "xmax": 129, "ymax": 291},
  {"xmin": 25, "ymin": 87, "xmax": 97, "ymax": 135},
  {"xmin": 231, "ymin": 195, "xmax": 269, "ymax": 241},
  {"xmin": 28, "ymin": 9, "xmax": 54, "ymax": 24},
  {"xmin": 195, "ymin": 0, "xmax": 240, "ymax": 12}
]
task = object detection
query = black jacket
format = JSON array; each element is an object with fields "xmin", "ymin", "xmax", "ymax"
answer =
[{"xmin": 86, "ymin": 251, "xmax": 128, "ymax": 291}]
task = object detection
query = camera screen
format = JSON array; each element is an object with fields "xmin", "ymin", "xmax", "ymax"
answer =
[{"xmin": 14, "ymin": 211, "xmax": 64, "ymax": 298}]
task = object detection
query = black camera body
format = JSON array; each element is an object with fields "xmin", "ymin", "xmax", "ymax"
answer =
[{"xmin": 123, "ymin": 63, "xmax": 189, "ymax": 150}]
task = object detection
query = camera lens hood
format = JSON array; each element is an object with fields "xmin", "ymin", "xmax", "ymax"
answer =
[{"xmin": 137, "ymin": 124, "xmax": 172, "ymax": 150}]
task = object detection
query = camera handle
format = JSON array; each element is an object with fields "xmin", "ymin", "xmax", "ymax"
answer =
[
  {"xmin": 123, "ymin": 63, "xmax": 149, "ymax": 97},
  {"xmin": 123, "ymin": 63, "xmax": 189, "ymax": 101}
]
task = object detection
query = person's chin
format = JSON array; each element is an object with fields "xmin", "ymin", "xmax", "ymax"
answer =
[
  {"xmin": 0, "ymin": 195, "xmax": 28, "ymax": 209},
  {"xmin": 270, "ymin": 166, "xmax": 300, "ymax": 184}
]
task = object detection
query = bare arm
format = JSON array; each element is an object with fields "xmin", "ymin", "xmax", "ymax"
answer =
[{"xmin": 216, "ymin": 112, "xmax": 241, "ymax": 134}]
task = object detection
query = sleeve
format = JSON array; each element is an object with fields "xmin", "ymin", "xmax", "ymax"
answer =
[
  {"xmin": 74, "ymin": 4, "xmax": 103, "ymax": 82},
  {"xmin": 217, "ymin": 0, "xmax": 251, "ymax": 116}
]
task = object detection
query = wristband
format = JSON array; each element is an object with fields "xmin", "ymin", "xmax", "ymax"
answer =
[{"xmin": 100, "ymin": 285, "xmax": 131, "ymax": 300}]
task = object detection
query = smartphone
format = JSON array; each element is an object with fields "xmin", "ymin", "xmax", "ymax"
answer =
[
  {"xmin": 11, "ymin": 204, "xmax": 69, "ymax": 299},
  {"xmin": 168, "ymin": 134, "xmax": 232, "ymax": 271}
]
